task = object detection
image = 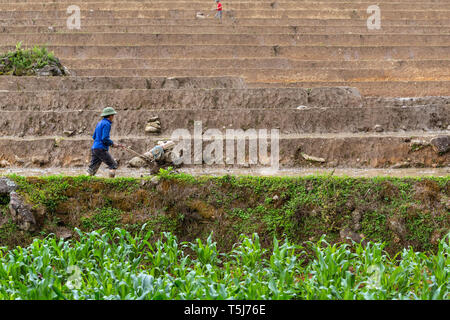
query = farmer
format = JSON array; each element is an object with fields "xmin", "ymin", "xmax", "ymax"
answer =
[
  {"xmin": 213, "ymin": 0, "xmax": 223, "ymax": 23},
  {"xmin": 87, "ymin": 107, "xmax": 124, "ymax": 178}
]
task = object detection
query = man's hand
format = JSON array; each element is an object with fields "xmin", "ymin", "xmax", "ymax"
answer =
[{"xmin": 113, "ymin": 143, "xmax": 126, "ymax": 149}]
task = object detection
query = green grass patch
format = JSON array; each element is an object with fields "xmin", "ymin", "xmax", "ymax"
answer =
[
  {"xmin": 0, "ymin": 42, "xmax": 61, "ymax": 76},
  {"xmin": 2, "ymin": 174, "xmax": 449, "ymax": 254}
]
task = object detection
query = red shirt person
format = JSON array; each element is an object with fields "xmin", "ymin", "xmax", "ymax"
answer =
[{"xmin": 214, "ymin": 0, "xmax": 223, "ymax": 22}]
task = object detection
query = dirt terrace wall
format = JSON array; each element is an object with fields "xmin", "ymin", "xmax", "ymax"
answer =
[
  {"xmin": 0, "ymin": 135, "xmax": 448, "ymax": 169},
  {"xmin": 2, "ymin": 18, "xmax": 449, "ymax": 27},
  {"xmin": 0, "ymin": 88, "xmax": 308, "ymax": 110},
  {"xmin": 0, "ymin": 76, "xmax": 246, "ymax": 91},
  {"xmin": 3, "ymin": 34, "xmax": 449, "ymax": 46},
  {"xmin": 0, "ymin": 174, "xmax": 448, "ymax": 255},
  {"xmin": 1, "ymin": 45, "xmax": 448, "ymax": 60},
  {"xmin": 0, "ymin": 105, "xmax": 448, "ymax": 137}
]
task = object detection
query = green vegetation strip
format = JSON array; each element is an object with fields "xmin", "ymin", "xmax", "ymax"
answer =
[
  {"xmin": 0, "ymin": 227, "xmax": 448, "ymax": 300},
  {"xmin": 0, "ymin": 42, "xmax": 64, "ymax": 76},
  {"xmin": 0, "ymin": 173, "xmax": 449, "ymax": 255}
]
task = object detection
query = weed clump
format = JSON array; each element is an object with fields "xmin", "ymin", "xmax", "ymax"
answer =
[{"xmin": 0, "ymin": 42, "xmax": 69, "ymax": 76}]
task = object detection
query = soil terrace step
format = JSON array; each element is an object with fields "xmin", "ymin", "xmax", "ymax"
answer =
[
  {"xmin": 3, "ymin": 25, "xmax": 450, "ymax": 34},
  {"xmin": 0, "ymin": 105, "xmax": 448, "ymax": 137},
  {"xmin": 0, "ymin": 85, "xmax": 449, "ymax": 108},
  {"xmin": 1, "ymin": 80, "xmax": 448, "ymax": 106},
  {"xmin": 2, "ymin": 64, "xmax": 449, "ymax": 89},
  {"xmin": 2, "ymin": 18, "xmax": 449, "ymax": 27},
  {"xmin": 0, "ymin": 76, "xmax": 246, "ymax": 90},
  {"xmin": 67, "ymin": 68, "xmax": 450, "ymax": 82},
  {"xmin": 1, "ymin": 45, "xmax": 448, "ymax": 60},
  {"xmin": 4, "ymin": 33, "xmax": 450, "ymax": 46},
  {"xmin": 0, "ymin": 88, "xmax": 309, "ymax": 110},
  {"xmin": 3, "ymin": 1, "xmax": 450, "ymax": 11},
  {"xmin": 57, "ymin": 58, "xmax": 450, "ymax": 71},
  {"xmin": 1, "ymin": 10, "xmax": 449, "ymax": 20},
  {"xmin": 0, "ymin": 133, "xmax": 448, "ymax": 169},
  {"xmin": 247, "ymin": 80, "xmax": 450, "ymax": 97},
  {"xmin": 3, "ymin": 0, "xmax": 449, "ymax": 2}
]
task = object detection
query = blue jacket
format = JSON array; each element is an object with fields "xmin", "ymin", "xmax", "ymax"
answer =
[{"xmin": 92, "ymin": 118, "xmax": 114, "ymax": 150}]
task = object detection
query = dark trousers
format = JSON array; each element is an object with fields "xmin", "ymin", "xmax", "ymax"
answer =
[{"xmin": 88, "ymin": 148, "xmax": 118, "ymax": 175}]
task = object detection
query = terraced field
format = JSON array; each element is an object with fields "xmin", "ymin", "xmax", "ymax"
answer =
[{"xmin": 0, "ymin": 0, "xmax": 448, "ymax": 174}]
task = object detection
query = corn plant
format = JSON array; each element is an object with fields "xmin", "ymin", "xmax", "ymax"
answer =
[{"xmin": 0, "ymin": 228, "xmax": 448, "ymax": 300}]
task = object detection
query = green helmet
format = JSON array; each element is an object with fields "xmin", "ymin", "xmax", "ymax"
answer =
[{"xmin": 100, "ymin": 107, "xmax": 117, "ymax": 117}]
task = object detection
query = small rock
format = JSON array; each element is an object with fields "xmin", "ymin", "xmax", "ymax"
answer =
[
  {"xmin": 145, "ymin": 125, "xmax": 159, "ymax": 133},
  {"xmin": 296, "ymin": 105, "xmax": 309, "ymax": 110},
  {"xmin": 272, "ymin": 195, "xmax": 279, "ymax": 201},
  {"xmin": 32, "ymin": 156, "xmax": 49, "ymax": 166},
  {"xmin": 0, "ymin": 159, "xmax": 10, "ymax": 168},
  {"xmin": 9, "ymin": 192, "xmax": 37, "ymax": 232},
  {"xmin": 150, "ymin": 176, "xmax": 160, "ymax": 185},
  {"xmin": 388, "ymin": 216, "xmax": 406, "ymax": 240},
  {"xmin": 340, "ymin": 227, "xmax": 362, "ymax": 243},
  {"xmin": 373, "ymin": 124, "xmax": 384, "ymax": 132},
  {"xmin": 145, "ymin": 121, "xmax": 161, "ymax": 133},
  {"xmin": 430, "ymin": 135, "xmax": 450, "ymax": 154},
  {"xmin": 62, "ymin": 66, "xmax": 71, "ymax": 76},
  {"xmin": 410, "ymin": 139, "xmax": 429, "ymax": 147},
  {"xmin": 357, "ymin": 127, "xmax": 370, "ymax": 132},
  {"xmin": 391, "ymin": 162, "xmax": 410, "ymax": 169},
  {"xmin": 35, "ymin": 65, "xmax": 53, "ymax": 76},
  {"xmin": 128, "ymin": 157, "xmax": 147, "ymax": 168},
  {"xmin": 56, "ymin": 229, "xmax": 72, "ymax": 240},
  {"xmin": 351, "ymin": 210, "xmax": 362, "ymax": 224},
  {"xmin": 196, "ymin": 12, "xmax": 206, "ymax": 19},
  {"xmin": 149, "ymin": 116, "xmax": 160, "ymax": 122},
  {"xmin": 63, "ymin": 130, "xmax": 75, "ymax": 137},
  {"xmin": 0, "ymin": 177, "xmax": 17, "ymax": 193},
  {"xmin": 301, "ymin": 153, "xmax": 325, "ymax": 163}
]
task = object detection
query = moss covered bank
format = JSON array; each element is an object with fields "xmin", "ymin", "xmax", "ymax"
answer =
[{"xmin": 0, "ymin": 171, "xmax": 448, "ymax": 254}]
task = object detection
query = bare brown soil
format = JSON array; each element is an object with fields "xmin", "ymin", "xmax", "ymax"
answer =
[{"xmin": 0, "ymin": 0, "xmax": 449, "ymax": 174}]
